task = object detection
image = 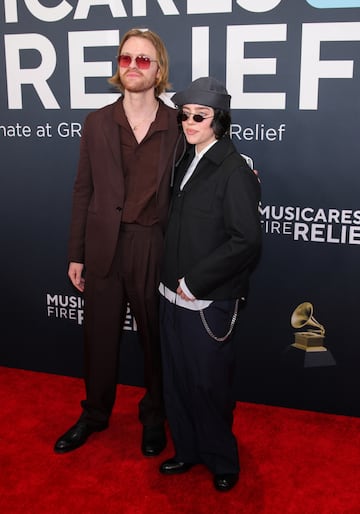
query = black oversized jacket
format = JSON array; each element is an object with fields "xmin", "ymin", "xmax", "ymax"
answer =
[{"xmin": 161, "ymin": 136, "xmax": 262, "ymax": 300}]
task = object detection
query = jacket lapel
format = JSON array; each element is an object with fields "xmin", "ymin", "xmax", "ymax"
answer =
[
  {"xmin": 102, "ymin": 99, "xmax": 123, "ymax": 170},
  {"xmin": 181, "ymin": 137, "xmax": 236, "ymax": 189},
  {"xmin": 174, "ymin": 147, "xmax": 195, "ymax": 190}
]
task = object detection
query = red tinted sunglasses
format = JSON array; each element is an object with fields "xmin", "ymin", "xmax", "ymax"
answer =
[{"xmin": 117, "ymin": 54, "xmax": 157, "ymax": 70}]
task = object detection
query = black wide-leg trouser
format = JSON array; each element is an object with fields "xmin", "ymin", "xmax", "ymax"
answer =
[
  {"xmin": 79, "ymin": 224, "xmax": 165, "ymax": 429},
  {"xmin": 160, "ymin": 295, "xmax": 240, "ymax": 475}
]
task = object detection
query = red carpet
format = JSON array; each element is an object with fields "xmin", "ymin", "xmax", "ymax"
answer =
[{"xmin": 0, "ymin": 366, "xmax": 359, "ymax": 514}]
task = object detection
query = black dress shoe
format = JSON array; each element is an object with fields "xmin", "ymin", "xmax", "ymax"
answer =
[
  {"xmin": 54, "ymin": 421, "xmax": 107, "ymax": 454},
  {"xmin": 141, "ymin": 424, "xmax": 166, "ymax": 456},
  {"xmin": 159, "ymin": 458, "xmax": 194, "ymax": 475},
  {"xmin": 213, "ymin": 473, "xmax": 239, "ymax": 492}
]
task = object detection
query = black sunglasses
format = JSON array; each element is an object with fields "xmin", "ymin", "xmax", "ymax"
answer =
[{"xmin": 180, "ymin": 111, "xmax": 214, "ymax": 123}]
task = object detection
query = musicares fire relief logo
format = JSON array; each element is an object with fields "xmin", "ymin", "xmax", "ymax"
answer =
[
  {"xmin": 46, "ymin": 293, "xmax": 137, "ymax": 331},
  {"xmin": 261, "ymin": 205, "xmax": 360, "ymax": 245}
]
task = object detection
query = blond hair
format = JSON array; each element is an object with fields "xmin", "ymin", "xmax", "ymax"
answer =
[{"xmin": 108, "ymin": 28, "xmax": 170, "ymax": 96}]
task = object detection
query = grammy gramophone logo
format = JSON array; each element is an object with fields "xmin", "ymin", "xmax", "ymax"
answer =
[
  {"xmin": 289, "ymin": 302, "xmax": 336, "ymax": 366},
  {"xmin": 291, "ymin": 302, "xmax": 326, "ymax": 351}
]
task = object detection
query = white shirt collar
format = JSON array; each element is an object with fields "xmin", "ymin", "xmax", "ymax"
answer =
[
  {"xmin": 180, "ymin": 140, "xmax": 218, "ymax": 190},
  {"xmin": 195, "ymin": 139, "xmax": 218, "ymax": 160}
]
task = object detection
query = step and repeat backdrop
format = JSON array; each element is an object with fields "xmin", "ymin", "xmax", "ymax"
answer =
[{"xmin": 1, "ymin": 0, "xmax": 359, "ymax": 416}]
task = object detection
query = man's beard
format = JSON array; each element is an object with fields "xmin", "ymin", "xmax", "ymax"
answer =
[{"xmin": 121, "ymin": 72, "xmax": 156, "ymax": 93}]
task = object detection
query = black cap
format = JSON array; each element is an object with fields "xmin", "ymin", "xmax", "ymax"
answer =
[{"xmin": 172, "ymin": 77, "xmax": 231, "ymax": 111}]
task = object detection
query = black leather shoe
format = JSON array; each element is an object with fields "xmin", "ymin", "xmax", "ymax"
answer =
[
  {"xmin": 54, "ymin": 421, "xmax": 107, "ymax": 454},
  {"xmin": 213, "ymin": 473, "xmax": 239, "ymax": 492},
  {"xmin": 141, "ymin": 424, "xmax": 166, "ymax": 456},
  {"xmin": 159, "ymin": 458, "xmax": 194, "ymax": 475}
]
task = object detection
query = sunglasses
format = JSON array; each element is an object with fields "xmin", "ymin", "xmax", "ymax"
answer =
[
  {"xmin": 180, "ymin": 111, "xmax": 214, "ymax": 123},
  {"xmin": 117, "ymin": 54, "xmax": 157, "ymax": 70}
]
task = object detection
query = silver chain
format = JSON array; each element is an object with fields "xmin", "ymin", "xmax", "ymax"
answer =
[{"xmin": 199, "ymin": 299, "xmax": 239, "ymax": 342}]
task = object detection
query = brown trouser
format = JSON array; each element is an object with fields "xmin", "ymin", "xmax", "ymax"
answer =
[{"xmin": 79, "ymin": 223, "xmax": 165, "ymax": 428}]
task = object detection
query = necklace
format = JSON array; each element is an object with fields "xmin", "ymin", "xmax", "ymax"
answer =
[
  {"xmin": 131, "ymin": 119, "xmax": 147, "ymax": 131},
  {"xmin": 125, "ymin": 103, "xmax": 159, "ymax": 131}
]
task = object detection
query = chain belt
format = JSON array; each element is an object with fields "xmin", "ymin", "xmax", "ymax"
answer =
[{"xmin": 199, "ymin": 299, "xmax": 239, "ymax": 342}]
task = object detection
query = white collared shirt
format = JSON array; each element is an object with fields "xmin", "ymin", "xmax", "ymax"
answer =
[{"xmin": 180, "ymin": 140, "xmax": 217, "ymax": 190}]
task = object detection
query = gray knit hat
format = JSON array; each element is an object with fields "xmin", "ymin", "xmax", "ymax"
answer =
[{"xmin": 172, "ymin": 77, "xmax": 231, "ymax": 111}]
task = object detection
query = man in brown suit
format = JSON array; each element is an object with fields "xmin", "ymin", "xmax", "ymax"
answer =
[{"xmin": 54, "ymin": 28, "xmax": 181, "ymax": 456}]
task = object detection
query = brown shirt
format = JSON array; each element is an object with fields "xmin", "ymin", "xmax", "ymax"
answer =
[{"xmin": 116, "ymin": 99, "xmax": 166, "ymax": 226}]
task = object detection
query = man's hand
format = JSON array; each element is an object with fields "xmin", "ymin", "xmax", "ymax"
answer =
[{"xmin": 68, "ymin": 262, "xmax": 85, "ymax": 292}]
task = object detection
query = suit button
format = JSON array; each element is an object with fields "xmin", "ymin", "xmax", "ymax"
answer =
[{"xmin": 116, "ymin": 206, "xmax": 122, "ymax": 211}]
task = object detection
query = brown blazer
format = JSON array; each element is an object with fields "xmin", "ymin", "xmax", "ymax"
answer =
[{"xmin": 68, "ymin": 98, "xmax": 180, "ymax": 277}]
